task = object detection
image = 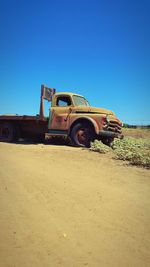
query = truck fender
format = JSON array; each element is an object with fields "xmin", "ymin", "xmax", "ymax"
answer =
[{"xmin": 69, "ymin": 116, "xmax": 99, "ymax": 135}]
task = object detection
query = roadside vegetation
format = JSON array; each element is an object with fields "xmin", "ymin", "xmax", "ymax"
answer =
[
  {"xmin": 90, "ymin": 133, "xmax": 150, "ymax": 169},
  {"xmin": 113, "ymin": 137, "xmax": 150, "ymax": 168}
]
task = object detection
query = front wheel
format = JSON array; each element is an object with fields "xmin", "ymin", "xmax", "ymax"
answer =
[{"xmin": 70, "ymin": 123, "xmax": 94, "ymax": 147}]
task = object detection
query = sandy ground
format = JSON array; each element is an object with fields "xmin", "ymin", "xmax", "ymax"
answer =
[{"xmin": 0, "ymin": 142, "xmax": 150, "ymax": 267}]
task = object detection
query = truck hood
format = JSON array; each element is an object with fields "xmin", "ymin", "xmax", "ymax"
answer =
[{"xmin": 75, "ymin": 106, "xmax": 114, "ymax": 115}]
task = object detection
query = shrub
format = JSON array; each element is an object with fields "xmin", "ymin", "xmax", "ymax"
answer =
[
  {"xmin": 90, "ymin": 138, "xmax": 150, "ymax": 169},
  {"xmin": 113, "ymin": 137, "xmax": 150, "ymax": 168},
  {"xmin": 90, "ymin": 140, "xmax": 111, "ymax": 154}
]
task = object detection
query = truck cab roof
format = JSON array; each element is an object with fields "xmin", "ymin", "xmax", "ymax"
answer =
[{"xmin": 54, "ymin": 92, "xmax": 84, "ymax": 98}]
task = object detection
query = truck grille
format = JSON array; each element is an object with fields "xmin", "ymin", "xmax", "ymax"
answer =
[{"xmin": 105, "ymin": 120, "xmax": 122, "ymax": 134}]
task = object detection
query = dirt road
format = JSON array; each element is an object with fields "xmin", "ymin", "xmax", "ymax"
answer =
[{"xmin": 0, "ymin": 142, "xmax": 150, "ymax": 267}]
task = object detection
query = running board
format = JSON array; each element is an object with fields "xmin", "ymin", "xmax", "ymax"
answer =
[{"xmin": 45, "ymin": 130, "xmax": 68, "ymax": 138}]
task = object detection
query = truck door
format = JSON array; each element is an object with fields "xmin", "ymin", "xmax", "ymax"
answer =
[{"xmin": 49, "ymin": 95, "xmax": 72, "ymax": 130}]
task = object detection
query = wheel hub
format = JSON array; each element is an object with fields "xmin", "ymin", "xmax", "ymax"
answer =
[{"xmin": 76, "ymin": 128, "xmax": 90, "ymax": 145}]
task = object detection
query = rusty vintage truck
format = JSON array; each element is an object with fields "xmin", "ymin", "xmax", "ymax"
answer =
[{"xmin": 0, "ymin": 85, "xmax": 123, "ymax": 147}]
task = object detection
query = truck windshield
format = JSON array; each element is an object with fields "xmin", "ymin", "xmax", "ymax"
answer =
[{"xmin": 73, "ymin": 95, "xmax": 90, "ymax": 106}]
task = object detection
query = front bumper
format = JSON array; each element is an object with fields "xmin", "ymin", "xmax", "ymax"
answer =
[{"xmin": 98, "ymin": 130, "xmax": 124, "ymax": 139}]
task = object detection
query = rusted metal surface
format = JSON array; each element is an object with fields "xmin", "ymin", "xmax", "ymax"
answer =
[{"xmin": 49, "ymin": 101, "xmax": 122, "ymax": 136}]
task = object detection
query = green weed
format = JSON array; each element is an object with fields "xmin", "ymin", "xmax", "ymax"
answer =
[
  {"xmin": 90, "ymin": 140, "xmax": 111, "ymax": 153},
  {"xmin": 90, "ymin": 137, "xmax": 150, "ymax": 169}
]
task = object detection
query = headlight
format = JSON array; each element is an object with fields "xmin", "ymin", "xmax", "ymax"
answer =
[{"xmin": 106, "ymin": 115, "xmax": 110, "ymax": 123}]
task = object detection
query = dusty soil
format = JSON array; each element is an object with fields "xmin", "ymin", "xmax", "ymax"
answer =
[{"xmin": 0, "ymin": 142, "xmax": 150, "ymax": 267}]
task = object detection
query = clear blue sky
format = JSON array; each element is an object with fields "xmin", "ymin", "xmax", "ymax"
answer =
[{"xmin": 0, "ymin": 0, "xmax": 150, "ymax": 124}]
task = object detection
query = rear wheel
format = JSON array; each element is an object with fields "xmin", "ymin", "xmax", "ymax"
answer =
[
  {"xmin": 0, "ymin": 122, "xmax": 20, "ymax": 142},
  {"xmin": 70, "ymin": 123, "xmax": 95, "ymax": 147}
]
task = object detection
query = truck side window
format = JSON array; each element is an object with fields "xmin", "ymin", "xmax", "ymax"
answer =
[{"xmin": 56, "ymin": 96, "xmax": 72, "ymax": 107}]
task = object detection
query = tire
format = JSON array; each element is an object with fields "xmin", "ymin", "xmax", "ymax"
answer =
[
  {"xmin": 70, "ymin": 122, "xmax": 94, "ymax": 147},
  {"xmin": 0, "ymin": 122, "xmax": 20, "ymax": 142}
]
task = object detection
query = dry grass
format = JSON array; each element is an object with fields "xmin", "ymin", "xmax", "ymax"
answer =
[{"xmin": 123, "ymin": 128, "xmax": 150, "ymax": 139}]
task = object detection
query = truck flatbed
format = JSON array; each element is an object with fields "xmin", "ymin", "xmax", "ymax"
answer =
[
  {"xmin": 0, "ymin": 114, "xmax": 48, "ymax": 142},
  {"xmin": 0, "ymin": 115, "xmax": 47, "ymax": 121}
]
